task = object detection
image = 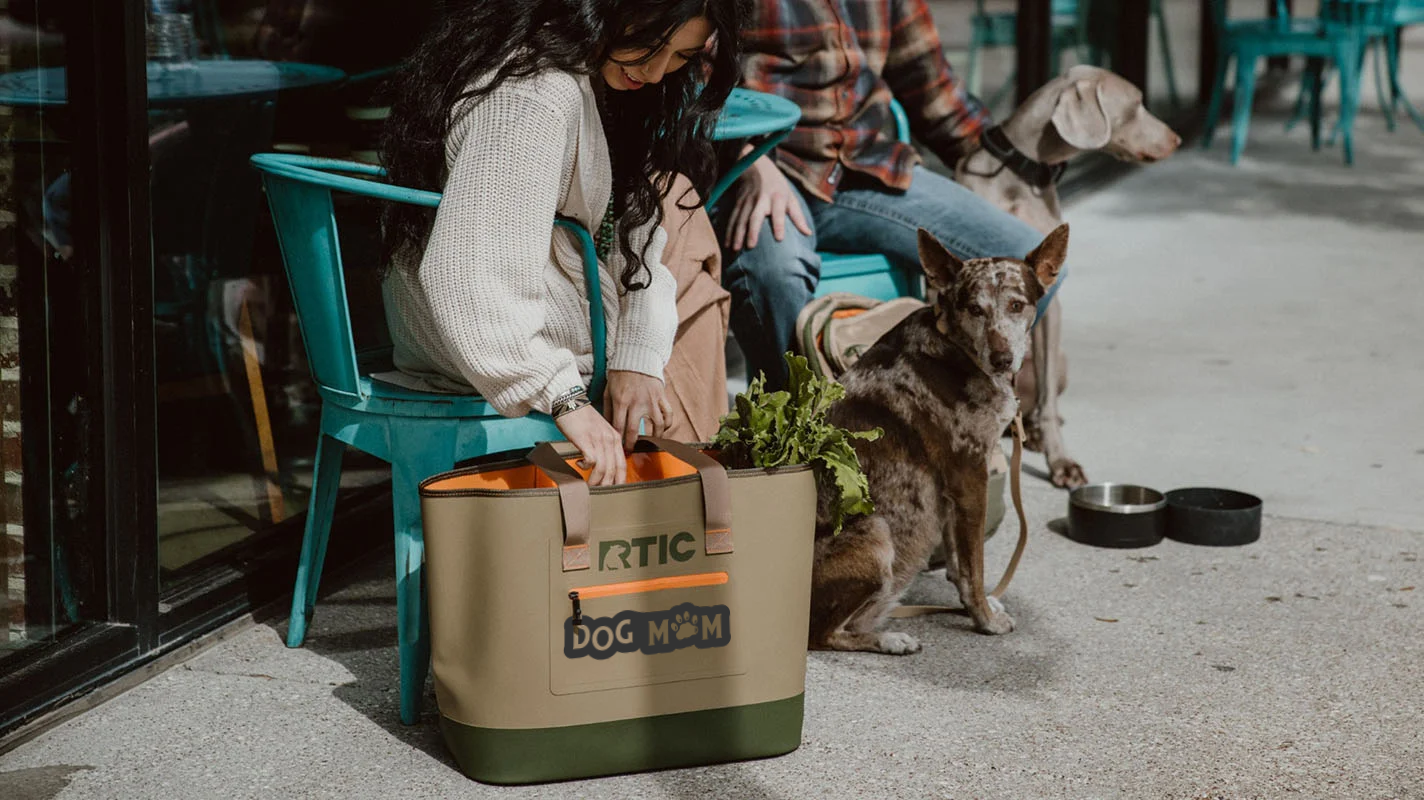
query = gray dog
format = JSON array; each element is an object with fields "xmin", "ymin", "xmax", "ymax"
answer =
[{"xmin": 956, "ymin": 66, "xmax": 1180, "ymax": 489}]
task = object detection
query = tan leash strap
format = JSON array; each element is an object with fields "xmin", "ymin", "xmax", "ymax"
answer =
[
  {"xmin": 889, "ymin": 410, "xmax": 1030, "ymax": 617},
  {"xmin": 989, "ymin": 411, "xmax": 1029, "ymax": 600}
]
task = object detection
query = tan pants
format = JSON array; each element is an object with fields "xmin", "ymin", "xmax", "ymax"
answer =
[{"xmin": 659, "ymin": 176, "xmax": 731, "ymax": 443}]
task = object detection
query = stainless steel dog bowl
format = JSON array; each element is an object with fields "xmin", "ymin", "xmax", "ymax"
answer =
[
  {"xmin": 1165, "ymin": 487, "xmax": 1262, "ymax": 547},
  {"xmin": 1067, "ymin": 483, "xmax": 1167, "ymax": 548}
]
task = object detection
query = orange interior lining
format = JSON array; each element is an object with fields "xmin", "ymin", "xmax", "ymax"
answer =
[
  {"xmin": 573, "ymin": 572, "xmax": 728, "ymax": 599},
  {"xmin": 427, "ymin": 451, "xmax": 700, "ymax": 492},
  {"xmin": 818, "ymin": 307, "xmax": 869, "ymax": 348}
]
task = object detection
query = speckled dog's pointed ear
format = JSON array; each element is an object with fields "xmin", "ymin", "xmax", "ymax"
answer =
[
  {"xmin": 1026, "ymin": 223, "xmax": 1069, "ymax": 288},
  {"xmin": 917, "ymin": 228, "xmax": 963, "ymax": 290}
]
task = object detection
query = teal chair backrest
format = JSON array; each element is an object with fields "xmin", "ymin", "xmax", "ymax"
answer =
[{"xmin": 249, "ymin": 153, "xmax": 607, "ymax": 404}]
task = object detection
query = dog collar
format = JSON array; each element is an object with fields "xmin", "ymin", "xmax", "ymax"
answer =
[{"xmin": 979, "ymin": 125, "xmax": 1067, "ymax": 190}]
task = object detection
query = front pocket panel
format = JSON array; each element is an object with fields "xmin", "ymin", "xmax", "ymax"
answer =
[{"xmin": 549, "ymin": 529, "xmax": 746, "ymax": 695}]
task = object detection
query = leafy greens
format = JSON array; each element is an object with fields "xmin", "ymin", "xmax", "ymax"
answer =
[{"xmin": 712, "ymin": 353, "xmax": 882, "ymax": 534}]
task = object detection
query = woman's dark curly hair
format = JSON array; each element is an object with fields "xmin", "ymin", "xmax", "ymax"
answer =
[{"xmin": 380, "ymin": 0, "xmax": 746, "ymax": 291}]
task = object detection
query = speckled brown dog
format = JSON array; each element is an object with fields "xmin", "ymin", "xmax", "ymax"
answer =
[{"xmin": 808, "ymin": 224, "xmax": 1068, "ymax": 653}]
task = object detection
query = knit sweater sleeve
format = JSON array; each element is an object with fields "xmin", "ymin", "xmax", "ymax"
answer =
[
  {"xmin": 417, "ymin": 87, "xmax": 585, "ymax": 417},
  {"xmin": 607, "ymin": 222, "xmax": 678, "ymax": 381}
]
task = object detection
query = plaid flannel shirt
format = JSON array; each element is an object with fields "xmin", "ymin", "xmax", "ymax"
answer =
[{"xmin": 740, "ymin": 0, "xmax": 991, "ymax": 201}]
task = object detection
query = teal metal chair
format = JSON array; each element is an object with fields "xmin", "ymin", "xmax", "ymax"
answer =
[
  {"xmin": 964, "ymin": 0, "xmax": 1180, "ymax": 112},
  {"xmin": 1385, "ymin": 0, "xmax": 1424, "ymax": 130},
  {"xmin": 249, "ymin": 153, "xmax": 606, "ymax": 725},
  {"xmin": 814, "ymin": 99, "xmax": 922, "ymax": 302},
  {"xmin": 1202, "ymin": 0, "xmax": 1381, "ymax": 165},
  {"xmin": 1286, "ymin": 0, "xmax": 1421, "ymax": 138}
]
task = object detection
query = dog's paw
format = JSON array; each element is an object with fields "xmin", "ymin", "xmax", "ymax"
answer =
[
  {"xmin": 1020, "ymin": 416, "xmax": 1046, "ymax": 453},
  {"xmin": 1050, "ymin": 458, "xmax": 1088, "ymax": 489},
  {"xmin": 876, "ymin": 631, "xmax": 922, "ymax": 655},
  {"xmin": 976, "ymin": 610, "xmax": 1016, "ymax": 636}
]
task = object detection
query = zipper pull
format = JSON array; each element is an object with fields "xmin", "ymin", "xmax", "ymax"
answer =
[{"xmin": 569, "ymin": 590, "xmax": 582, "ymax": 626}]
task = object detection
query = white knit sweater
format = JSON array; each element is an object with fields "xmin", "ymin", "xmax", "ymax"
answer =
[{"xmin": 379, "ymin": 69, "xmax": 678, "ymax": 417}]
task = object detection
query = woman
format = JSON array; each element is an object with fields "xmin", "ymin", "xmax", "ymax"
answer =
[{"xmin": 379, "ymin": 0, "xmax": 744, "ymax": 485}]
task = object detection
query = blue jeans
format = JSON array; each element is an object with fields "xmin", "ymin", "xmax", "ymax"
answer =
[{"xmin": 721, "ymin": 166, "xmax": 1063, "ymax": 389}]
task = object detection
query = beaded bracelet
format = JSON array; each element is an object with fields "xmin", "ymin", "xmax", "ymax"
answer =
[{"xmin": 551, "ymin": 386, "xmax": 592, "ymax": 419}]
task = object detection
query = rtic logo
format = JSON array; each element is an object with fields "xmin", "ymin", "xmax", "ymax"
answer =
[
  {"xmin": 599, "ymin": 532, "xmax": 696, "ymax": 571},
  {"xmin": 564, "ymin": 602, "xmax": 731, "ymax": 660}
]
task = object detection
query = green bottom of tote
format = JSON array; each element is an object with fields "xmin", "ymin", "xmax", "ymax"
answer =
[{"xmin": 440, "ymin": 693, "xmax": 805, "ymax": 785}]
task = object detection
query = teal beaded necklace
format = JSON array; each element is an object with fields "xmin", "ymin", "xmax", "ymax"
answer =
[{"xmin": 594, "ymin": 196, "xmax": 616, "ymax": 262}]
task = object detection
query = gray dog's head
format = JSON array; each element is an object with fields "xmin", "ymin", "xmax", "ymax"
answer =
[
  {"xmin": 915, "ymin": 224, "xmax": 1069, "ymax": 377},
  {"xmin": 1050, "ymin": 65, "xmax": 1181, "ymax": 163}
]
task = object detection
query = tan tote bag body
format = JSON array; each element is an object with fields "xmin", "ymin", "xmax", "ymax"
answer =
[{"xmin": 420, "ymin": 437, "xmax": 816, "ymax": 784}]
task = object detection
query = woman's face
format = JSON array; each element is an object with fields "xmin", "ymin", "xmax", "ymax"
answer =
[{"xmin": 601, "ymin": 16, "xmax": 713, "ymax": 91}]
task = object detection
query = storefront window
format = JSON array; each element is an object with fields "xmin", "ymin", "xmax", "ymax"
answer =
[
  {"xmin": 0, "ymin": 0, "xmax": 86, "ymax": 658},
  {"xmin": 147, "ymin": 1, "xmax": 433, "ymax": 582}
]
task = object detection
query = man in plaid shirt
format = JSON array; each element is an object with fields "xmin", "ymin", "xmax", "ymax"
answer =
[{"xmin": 722, "ymin": 0, "xmax": 1056, "ymax": 389}]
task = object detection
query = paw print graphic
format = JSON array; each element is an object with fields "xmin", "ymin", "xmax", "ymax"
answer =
[{"xmin": 674, "ymin": 611, "xmax": 698, "ymax": 640}]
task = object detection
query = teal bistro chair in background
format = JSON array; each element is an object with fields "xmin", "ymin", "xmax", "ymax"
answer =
[
  {"xmin": 1202, "ymin": 0, "xmax": 1384, "ymax": 165},
  {"xmin": 964, "ymin": 0, "xmax": 1180, "ymax": 112},
  {"xmin": 249, "ymin": 153, "xmax": 607, "ymax": 725},
  {"xmin": 1286, "ymin": 0, "xmax": 1422, "ymax": 138}
]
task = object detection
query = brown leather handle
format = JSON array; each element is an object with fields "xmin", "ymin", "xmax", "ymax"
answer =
[
  {"xmin": 526, "ymin": 442, "xmax": 592, "ymax": 571},
  {"xmin": 638, "ymin": 437, "xmax": 734, "ymax": 555},
  {"xmin": 526, "ymin": 437, "xmax": 734, "ymax": 571}
]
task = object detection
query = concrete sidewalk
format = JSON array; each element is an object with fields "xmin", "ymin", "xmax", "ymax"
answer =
[{"xmin": 5, "ymin": 82, "xmax": 1424, "ymax": 800}]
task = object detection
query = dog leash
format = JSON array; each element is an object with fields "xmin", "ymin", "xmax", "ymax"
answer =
[{"xmin": 889, "ymin": 409, "xmax": 1030, "ymax": 617}]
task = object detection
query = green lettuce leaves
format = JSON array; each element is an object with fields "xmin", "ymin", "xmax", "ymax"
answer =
[{"xmin": 712, "ymin": 353, "xmax": 881, "ymax": 534}]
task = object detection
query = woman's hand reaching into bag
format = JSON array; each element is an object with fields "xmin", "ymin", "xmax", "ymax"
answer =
[
  {"xmin": 554, "ymin": 405, "xmax": 627, "ymax": 487},
  {"xmin": 606, "ymin": 370, "xmax": 671, "ymax": 452},
  {"xmin": 552, "ymin": 372, "xmax": 670, "ymax": 486}
]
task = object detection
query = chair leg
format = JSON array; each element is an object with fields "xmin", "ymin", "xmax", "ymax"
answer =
[
  {"xmin": 1153, "ymin": 0, "xmax": 1180, "ymax": 108},
  {"xmin": 1229, "ymin": 54, "xmax": 1260, "ymax": 165},
  {"xmin": 237, "ymin": 297, "xmax": 286, "ymax": 525},
  {"xmin": 1336, "ymin": 44, "xmax": 1362, "ymax": 165},
  {"xmin": 1285, "ymin": 58, "xmax": 1318, "ymax": 133},
  {"xmin": 1372, "ymin": 37, "xmax": 1396, "ymax": 132},
  {"xmin": 1202, "ymin": 49, "xmax": 1232, "ymax": 150},
  {"xmin": 1385, "ymin": 28, "xmax": 1424, "ymax": 133},
  {"xmin": 388, "ymin": 420, "xmax": 457, "ymax": 726},
  {"xmin": 285, "ymin": 431, "xmax": 346, "ymax": 648},
  {"xmin": 966, "ymin": 28, "xmax": 984, "ymax": 99},
  {"xmin": 1308, "ymin": 57, "xmax": 1325, "ymax": 151}
]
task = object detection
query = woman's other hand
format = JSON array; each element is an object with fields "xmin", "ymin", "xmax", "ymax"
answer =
[
  {"xmin": 724, "ymin": 155, "xmax": 812, "ymax": 252},
  {"xmin": 555, "ymin": 405, "xmax": 626, "ymax": 486},
  {"xmin": 606, "ymin": 370, "xmax": 671, "ymax": 451}
]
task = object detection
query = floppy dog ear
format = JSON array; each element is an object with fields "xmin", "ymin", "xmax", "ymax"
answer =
[
  {"xmin": 1025, "ymin": 223, "xmax": 1069, "ymax": 288},
  {"xmin": 917, "ymin": 229, "xmax": 963, "ymax": 290},
  {"xmin": 1051, "ymin": 79, "xmax": 1111, "ymax": 150}
]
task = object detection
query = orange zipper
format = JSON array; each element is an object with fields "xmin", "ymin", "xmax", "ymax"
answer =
[{"xmin": 572, "ymin": 572, "xmax": 728, "ymax": 600}]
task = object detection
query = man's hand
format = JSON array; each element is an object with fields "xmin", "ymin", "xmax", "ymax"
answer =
[
  {"xmin": 606, "ymin": 370, "xmax": 672, "ymax": 452},
  {"xmin": 724, "ymin": 155, "xmax": 813, "ymax": 252}
]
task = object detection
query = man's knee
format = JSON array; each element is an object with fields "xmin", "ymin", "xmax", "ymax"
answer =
[{"xmin": 723, "ymin": 232, "xmax": 820, "ymax": 311}]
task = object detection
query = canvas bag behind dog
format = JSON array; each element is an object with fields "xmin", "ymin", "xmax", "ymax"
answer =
[
  {"xmin": 419, "ymin": 437, "xmax": 816, "ymax": 784},
  {"xmin": 795, "ymin": 292, "xmax": 926, "ymax": 379}
]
